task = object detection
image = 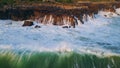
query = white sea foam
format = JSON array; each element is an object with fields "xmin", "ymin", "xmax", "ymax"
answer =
[
  {"xmin": 0, "ymin": 11, "xmax": 120, "ymax": 56},
  {"xmin": 98, "ymin": 8, "xmax": 120, "ymax": 18},
  {"xmin": 0, "ymin": 45, "xmax": 12, "ymax": 49},
  {"xmin": 116, "ymin": 8, "xmax": 120, "ymax": 14},
  {"xmin": 98, "ymin": 11, "xmax": 118, "ymax": 18}
]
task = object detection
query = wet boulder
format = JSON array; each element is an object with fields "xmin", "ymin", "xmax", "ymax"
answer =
[
  {"xmin": 22, "ymin": 21, "xmax": 34, "ymax": 26},
  {"xmin": 35, "ymin": 25, "xmax": 41, "ymax": 28},
  {"xmin": 62, "ymin": 26, "xmax": 71, "ymax": 28}
]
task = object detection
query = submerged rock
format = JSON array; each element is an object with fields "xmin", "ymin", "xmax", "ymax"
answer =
[
  {"xmin": 62, "ymin": 26, "xmax": 70, "ymax": 28},
  {"xmin": 35, "ymin": 25, "xmax": 41, "ymax": 28}
]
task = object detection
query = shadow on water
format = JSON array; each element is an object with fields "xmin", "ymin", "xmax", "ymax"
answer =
[
  {"xmin": 96, "ymin": 42, "xmax": 111, "ymax": 46},
  {"xmin": 75, "ymin": 36, "xmax": 91, "ymax": 42}
]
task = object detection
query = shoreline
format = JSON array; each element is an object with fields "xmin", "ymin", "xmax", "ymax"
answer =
[{"xmin": 0, "ymin": 2, "xmax": 120, "ymax": 27}]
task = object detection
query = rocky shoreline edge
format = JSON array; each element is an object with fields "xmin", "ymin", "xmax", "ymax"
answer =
[{"xmin": 0, "ymin": 2, "xmax": 120, "ymax": 28}]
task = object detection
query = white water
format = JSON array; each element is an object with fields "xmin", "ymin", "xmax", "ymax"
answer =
[{"xmin": 0, "ymin": 10, "xmax": 120, "ymax": 56}]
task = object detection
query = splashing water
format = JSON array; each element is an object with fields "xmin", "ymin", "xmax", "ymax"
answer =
[{"xmin": 0, "ymin": 9, "xmax": 120, "ymax": 68}]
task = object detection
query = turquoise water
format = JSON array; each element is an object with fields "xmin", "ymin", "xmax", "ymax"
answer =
[{"xmin": 0, "ymin": 51, "xmax": 120, "ymax": 68}]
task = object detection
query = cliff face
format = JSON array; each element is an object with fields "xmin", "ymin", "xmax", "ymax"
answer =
[
  {"xmin": 0, "ymin": 8, "xmax": 34, "ymax": 20},
  {"xmin": 0, "ymin": 2, "xmax": 120, "ymax": 27}
]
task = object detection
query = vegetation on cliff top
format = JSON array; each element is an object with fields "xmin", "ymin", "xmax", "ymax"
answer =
[
  {"xmin": 0, "ymin": 0, "xmax": 119, "ymax": 5},
  {"xmin": 0, "ymin": 0, "xmax": 119, "ymax": 8}
]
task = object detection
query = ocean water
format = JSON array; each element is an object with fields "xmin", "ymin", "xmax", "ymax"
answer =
[{"xmin": 0, "ymin": 10, "xmax": 120, "ymax": 68}]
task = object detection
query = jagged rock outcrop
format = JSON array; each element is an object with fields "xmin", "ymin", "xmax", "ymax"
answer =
[{"xmin": 0, "ymin": 2, "xmax": 120, "ymax": 28}]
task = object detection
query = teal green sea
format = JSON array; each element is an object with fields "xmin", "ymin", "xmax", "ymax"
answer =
[{"xmin": 0, "ymin": 51, "xmax": 120, "ymax": 68}]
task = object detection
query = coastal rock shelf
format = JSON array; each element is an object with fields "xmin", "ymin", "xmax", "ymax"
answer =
[{"xmin": 0, "ymin": 2, "xmax": 120, "ymax": 28}]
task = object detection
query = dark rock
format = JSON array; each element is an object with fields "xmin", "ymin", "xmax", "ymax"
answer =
[
  {"xmin": 104, "ymin": 15, "xmax": 107, "ymax": 17},
  {"xmin": 62, "ymin": 26, "xmax": 70, "ymax": 28},
  {"xmin": 35, "ymin": 25, "xmax": 41, "ymax": 28},
  {"xmin": 22, "ymin": 21, "xmax": 34, "ymax": 26},
  {"xmin": 117, "ymin": 13, "xmax": 120, "ymax": 15}
]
